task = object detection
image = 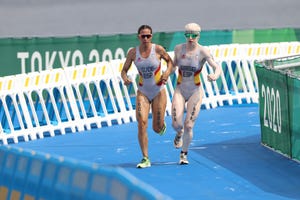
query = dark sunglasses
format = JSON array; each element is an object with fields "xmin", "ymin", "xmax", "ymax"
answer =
[
  {"xmin": 140, "ymin": 34, "xmax": 152, "ymax": 39},
  {"xmin": 184, "ymin": 33, "xmax": 199, "ymax": 39}
]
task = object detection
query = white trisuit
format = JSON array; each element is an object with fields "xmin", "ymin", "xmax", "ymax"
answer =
[
  {"xmin": 134, "ymin": 44, "xmax": 164, "ymax": 101},
  {"xmin": 172, "ymin": 43, "xmax": 208, "ymax": 152}
]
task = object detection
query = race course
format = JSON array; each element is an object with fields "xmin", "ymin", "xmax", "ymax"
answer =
[{"xmin": 13, "ymin": 104, "xmax": 300, "ymax": 200}]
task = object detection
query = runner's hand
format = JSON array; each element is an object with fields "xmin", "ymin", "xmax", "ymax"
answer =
[{"xmin": 207, "ymin": 74, "xmax": 217, "ymax": 82}]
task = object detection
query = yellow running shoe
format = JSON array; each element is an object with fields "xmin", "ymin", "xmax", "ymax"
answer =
[
  {"xmin": 137, "ymin": 157, "xmax": 151, "ymax": 168},
  {"xmin": 158, "ymin": 122, "xmax": 167, "ymax": 136}
]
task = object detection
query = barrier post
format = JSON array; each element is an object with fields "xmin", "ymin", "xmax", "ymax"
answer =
[
  {"xmin": 255, "ymin": 63, "xmax": 291, "ymax": 157},
  {"xmin": 287, "ymin": 74, "xmax": 300, "ymax": 161},
  {"xmin": 255, "ymin": 54, "xmax": 300, "ymax": 160}
]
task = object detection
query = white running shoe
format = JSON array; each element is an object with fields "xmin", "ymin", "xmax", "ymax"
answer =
[{"xmin": 179, "ymin": 152, "xmax": 189, "ymax": 165}]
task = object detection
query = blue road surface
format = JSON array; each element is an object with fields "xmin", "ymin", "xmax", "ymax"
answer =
[{"xmin": 13, "ymin": 104, "xmax": 300, "ymax": 200}]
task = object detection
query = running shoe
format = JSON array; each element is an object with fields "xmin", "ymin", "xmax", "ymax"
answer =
[
  {"xmin": 136, "ymin": 157, "xmax": 151, "ymax": 168},
  {"xmin": 158, "ymin": 122, "xmax": 167, "ymax": 136},
  {"xmin": 174, "ymin": 134, "xmax": 183, "ymax": 148},
  {"xmin": 179, "ymin": 152, "xmax": 189, "ymax": 165}
]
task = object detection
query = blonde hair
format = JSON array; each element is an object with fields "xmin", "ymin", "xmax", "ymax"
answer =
[{"xmin": 185, "ymin": 23, "xmax": 201, "ymax": 33}]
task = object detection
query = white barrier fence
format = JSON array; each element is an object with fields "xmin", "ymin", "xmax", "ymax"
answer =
[{"xmin": 1, "ymin": 42, "xmax": 300, "ymax": 145}]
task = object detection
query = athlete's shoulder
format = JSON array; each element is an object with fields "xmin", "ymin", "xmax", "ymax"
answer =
[
  {"xmin": 154, "ymin": 44, "xmax": 168, "ymax": 56},
  {"xmin": 175, "ymin": 43, "xmax": 185, "ymax": 48},
  {"xmin": 126, "ymin": 47, "xmax": 136, "ymax": 60},
  {"xmin": 174, "ymin": 43, "xmax": 184, "ymax": 52},
  {"xmin": 154, "ymin": 43, "xmax": 165, "ymax": 51},
  {"xmin": 198, "ymin": 45, "xmax": 210, "ymax": 54},
  {"xmin": 128, "ymin": 46, "xmax": 136, "ymax": 54}
]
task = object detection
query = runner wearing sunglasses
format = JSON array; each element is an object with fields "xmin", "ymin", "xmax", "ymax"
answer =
[
  {"xmin": 121, "ymin": 25, "xmax": 173, "ymax": 168},
  {"xmin": 171, "ymin": 23, "xmax": 221, "ymax": 164}
]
